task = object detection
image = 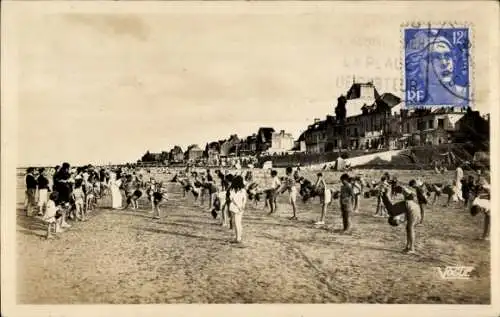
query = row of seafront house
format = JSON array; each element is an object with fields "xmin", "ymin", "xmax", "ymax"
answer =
[{"xmin": 139, "ymin": 81, "xmax": 489, "ymax": 167}]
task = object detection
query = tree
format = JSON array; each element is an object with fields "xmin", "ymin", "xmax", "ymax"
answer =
[
  {"xmin": 335, "ymin": 95, "xmax": 348, "ymax": 149},
  {"xmin": 455, "ymin": 108, "xmax": 490, "ymax": 151},
  {"xmin": 160, "ymin": 151, "xmax": 169, "ymax": 162},
  {"xmin": 141, "ymin": 150, "xmax": 154, "ymax": 162},
  {"xmin": 204, "ymin": 143, "xmax": 209, "ymax": 158},
  {"xmin": 335, "ymin": 95, "xmax": 347, "ymax": 123}
]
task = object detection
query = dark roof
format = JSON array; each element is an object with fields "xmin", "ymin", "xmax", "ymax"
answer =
[
  {"xmin": 346, "ymin": 82, "xmax": 381, "ymax": 100},
  {"xmin": 359, "ymin": 93, "xmax": 402, "ymax": 114},
  {"xmin": 207, "ymin": 141, "xmax": 221, "ymax": 151},
  {"xmin": 170, "ymin": 146, "xmax": 183, "ymax": 153},
  {"xmin": 258, "ymin": 127, "xmax": 275, "ymax": 141},
  {"xmin": 297, "ymin": 132, "xmax": 306, "ymax": 142},
  {"xmin": 227, "ymin": 134, "xmax": 240, "ymax": 143},
  {"xmin": 187, "ymin": 144, "xmax": 203, "ymax": 152},
  {"xmin": 306, "ymin": 120, "xmax": 327, "ymax": 133},
  {"xmin": 377, "ymin": 93, "xmax": 401, "ymax": 108}
]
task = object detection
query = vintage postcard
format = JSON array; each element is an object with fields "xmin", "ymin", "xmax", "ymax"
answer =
[{"xmin": 1, "ymin": 1, "xmax": 499, "ymax": 317}]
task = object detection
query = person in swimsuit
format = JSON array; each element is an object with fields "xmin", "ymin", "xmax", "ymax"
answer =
[
  {"xmin": 277, "ymin": 167, "xmax": 299, "ymax": 220},
  {"xmin": 314, "ymin": 173, "xmax": 331, "ymax": 226}
]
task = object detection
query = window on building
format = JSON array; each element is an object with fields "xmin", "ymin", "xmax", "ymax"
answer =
[
  {"xmin": 354, "ymin": 128, "xmax": 358, "ymax": 136},
  {"xmin": 428, "ymin": 120, "xmax": 434, "ymax": 129},
  {"xmin": 417, "ymin": 121, "xmax": 424, "ymax": 130},
  {"xmin": 438, "ymin": 119, "xmax": 444, "ymax": 129}
]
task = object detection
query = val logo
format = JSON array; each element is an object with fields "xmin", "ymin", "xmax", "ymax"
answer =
[{"xmin": 435, "ymin": 266, "xmax": 474, "ymax": 280}]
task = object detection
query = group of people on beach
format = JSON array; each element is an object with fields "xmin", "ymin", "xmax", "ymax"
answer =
[
  {"xmin": 25, "ymin": 163, "xmax": 106, "ymax": 238},
  {"xmin": 23, "ymin": 163, "xmax": 165, "ymax": 238},
  {"xmin": 172, "ymin": 163, "xmax": 490, "ymax": 252},
  {"xmin": 24, "ymin": 162, "xmax": 491, "ymax": 252}
]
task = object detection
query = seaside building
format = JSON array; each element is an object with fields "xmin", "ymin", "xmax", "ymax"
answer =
[
  {"xmin": 169, "ymin": 146, "xmax": 184, "ymax": 163},
  {"xmin": 267, "ymin": 130, "xmax": 295, "ymax": 154},
  {"xmin": 185, "ymin": 144, "xmax": 204, "ymax": 161}
]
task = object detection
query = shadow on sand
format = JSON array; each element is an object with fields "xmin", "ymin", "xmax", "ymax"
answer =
[{"xmin": 132, "ymin": 226, "xmax": 228, "ymax": 242}]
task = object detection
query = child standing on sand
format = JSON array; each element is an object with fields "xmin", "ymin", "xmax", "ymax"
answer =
[
  {"xmin": 277, "ymin": 167, "xmax": 299, "ymax": 220},
  {"xmin": 375, "ymin": 176, "xmax": 390, "ymax": 217},
  {"xmin": 351, "ymin": 176, "xmax": 363, "ymax": 213},
  {"xmin": 72, "ymin": 179, "xmax": 86, "ymax": 221},
  {"xmin": 123, "ymin": 174, "xmax": 136, "ymax": 210},
  {"xmin": 221, "ymin": 174, "xmax": 234, "ymax": 227},
  {"xmin": 152, "ymin": 181, "xmax": 166, "ymax": 220},
  {"xmin": 409, "ymin": 179, "xmax": 428, "ymax": 224},
  {"xmin": 129, "ymin": 185, "xmax": 143, "ymax": 210},
  {"xmin": 314, "ymin": 172, "xmax": 331, "ymax": 226},
  {"xmin": 228, "ymin": 176, "xmax": 247, "ymax": 247},
  {"xmin": 25, "ymin": 167, "xmax": 38, "ymax": 217},
  {"xmin": 37, "ymin": 168, "xmax": 50, "ymax": 216},
  {"xmin": 266, "ymin": 170, "xmax": 281, "ymax": 215},
  {"xmin": 43, "ymin": 192, "xmax": 60, "ymax": 239},
  {"xmin": 339, "ymin": 173, "xmax": 355, "ymax": 233},
  {"xmin": 84, "ymin": 177, "xmax": 96, "ymax": 212}
]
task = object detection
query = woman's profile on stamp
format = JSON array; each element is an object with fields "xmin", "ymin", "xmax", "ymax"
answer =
[{"xmin": 405, "ymin": 28, "xmax": 469, "ymax": 107}]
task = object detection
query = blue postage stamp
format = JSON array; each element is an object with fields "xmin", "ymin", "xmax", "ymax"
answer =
[{"xmin": 404, "ymin": 25, "xmax": 470, "ymax": 108}]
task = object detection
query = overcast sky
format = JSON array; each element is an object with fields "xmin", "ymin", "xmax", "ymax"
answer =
[{"xmin": 13, "ymin": 3, "xmax": 492, "ymax": 166}]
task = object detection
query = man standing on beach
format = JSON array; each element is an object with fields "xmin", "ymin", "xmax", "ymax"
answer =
[{"xmin": 25, "ymin": 167, "xmax": 37, "ymax": 217}]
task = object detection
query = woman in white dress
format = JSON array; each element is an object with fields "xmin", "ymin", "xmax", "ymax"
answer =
[
  {"xmin": 453, "ymin": 165, "xmax": 464, "ymax": 202},
  {"xmin": 109, "ymin": 172, "xmax": 123, "ymax": 209}
]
